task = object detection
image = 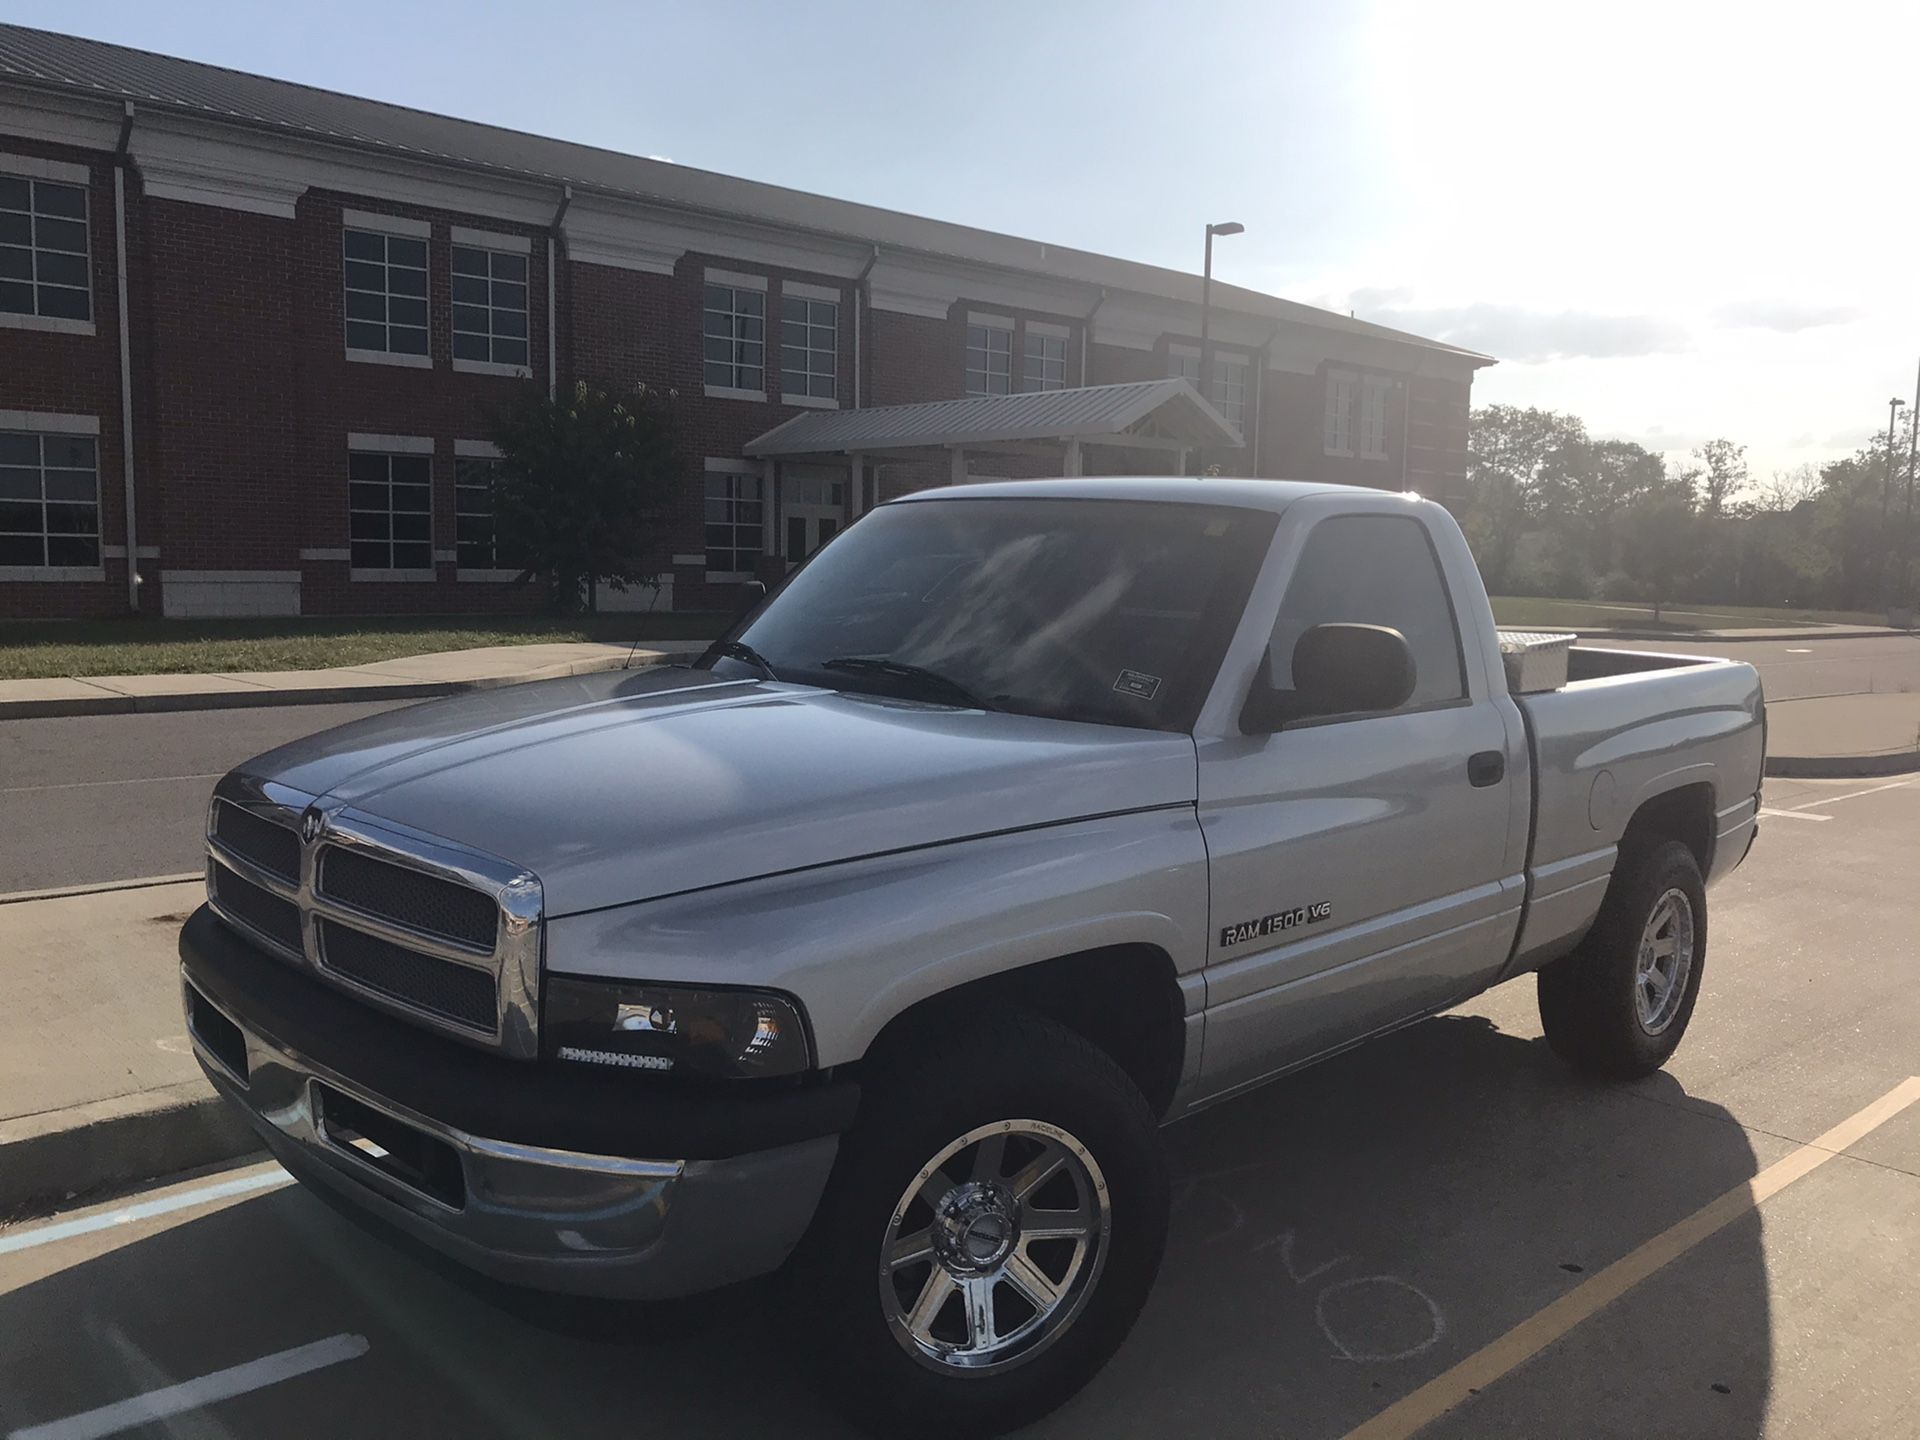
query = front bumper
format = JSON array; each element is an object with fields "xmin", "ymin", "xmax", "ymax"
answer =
[{"xmin": 179, "ymin": 906, "xmax": 851, "ymax": 1299}]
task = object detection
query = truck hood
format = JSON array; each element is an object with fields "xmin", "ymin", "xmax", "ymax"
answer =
[{"xmin": 240, "ymin": 667, "xmax": 1198, "ymax": 916}]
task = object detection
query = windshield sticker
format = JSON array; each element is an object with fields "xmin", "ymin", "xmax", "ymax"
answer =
[{"xmin": 1112, "ymin": 669, "xmax": 1163, "ymax": 700}]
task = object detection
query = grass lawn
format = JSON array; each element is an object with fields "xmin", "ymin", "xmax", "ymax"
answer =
[
  {"xmin": 0, "ymin": 612, "xmax": 729, "ymax": 681},
  {"xmin": 1490, "ymin": 597, "xmax": 1891, "ymax": 633}
]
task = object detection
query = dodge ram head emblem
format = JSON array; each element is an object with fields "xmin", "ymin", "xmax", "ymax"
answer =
[{"xmin": 300, "ymin": 807, "xmax": 324, "ymax": 844}]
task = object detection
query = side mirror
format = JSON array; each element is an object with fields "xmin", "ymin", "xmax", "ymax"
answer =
[{"xmin": 1240, "ymin": 623, "xmax": 1417, "ymax": 733}]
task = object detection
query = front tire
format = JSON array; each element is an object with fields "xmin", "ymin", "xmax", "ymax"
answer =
[
  {"xmin": 1538, "ymin": 838, "xmax": 1707, "ymax": 1080},
  {"xmin": 789, "ymin": 1012, "xmax": 1168, "ymax": 1437}
]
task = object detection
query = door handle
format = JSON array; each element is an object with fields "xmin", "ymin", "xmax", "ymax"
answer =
[{"xmin": 1468, "ymin": 750, "xmax": 1505, "ymax": 787}]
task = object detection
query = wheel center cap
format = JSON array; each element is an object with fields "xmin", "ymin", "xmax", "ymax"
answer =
[{"xmin": 931, "ymin": 1181, "xmax": 1018, "ymax": 1273}]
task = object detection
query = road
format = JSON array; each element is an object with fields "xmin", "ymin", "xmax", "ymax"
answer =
[
  {"xmin": 0, "ymin": 701, "xmax": 404, "ymax": 894},
  {"xmin": 2, "ymin": 775, "xmax": 1917, "ymax": 1439},
  {"xmin": 1607, "ymin": 632, "xmax": 1919, "ymax": 702}
]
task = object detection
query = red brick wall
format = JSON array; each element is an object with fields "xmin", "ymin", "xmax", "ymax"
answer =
[
  {"xmin": 0, "ymin": 137, "xmax": 133, "ymax": 618},
  {"xmin": 1405, "ymin": 374, "xmax": 1472, "ymax": 508}
]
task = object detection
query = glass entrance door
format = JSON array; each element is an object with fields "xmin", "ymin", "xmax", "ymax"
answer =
[{"xmin": 781, "ymin": 467, "xmax": 846, "ymax": 569}]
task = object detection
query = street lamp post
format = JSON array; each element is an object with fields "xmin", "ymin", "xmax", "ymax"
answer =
[
  {"xmin": 1882, "ymin": 395, "xmax": 1906, "ymax": 606},
  {"xmin": 1198, "ymin": 221, "xmax": 1244, "ymax": 406}
]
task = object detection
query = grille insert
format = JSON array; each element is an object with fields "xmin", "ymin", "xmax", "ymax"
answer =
[
  {"xmin": 212, "ymin": 801, "xmax": 300, "ymax": 884},
  {"xmin": 211, "ymin": 865, "xmax": 304, "ymax": 956},
  {"xmin": 319, "ymin": 846, "xmax": 499, "ymax": 949},
  {"xmin": 318, "ymin": 918, "xmax": 498, "ymax": 1032}
]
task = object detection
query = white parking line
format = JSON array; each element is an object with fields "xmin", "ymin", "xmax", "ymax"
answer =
[
  {"xmin": 0, "ymin": 1168, "xmax": 291, "ymax": 1257},
  {"xmin": 1787, "ymin": 778, "xmax": 1918, "ymax": 811},
  {"xmin": 1757, "ymin": 807, "xmax": 1832, "ymax": 822},
  {"xmin": 5, "ymin": 1333, "xmax": 369, "ymax": 1440}
]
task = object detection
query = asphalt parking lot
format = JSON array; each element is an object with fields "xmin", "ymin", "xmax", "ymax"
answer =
[{"xmin": 2, "ymin": 773, "xmax": 1915, "ymax": 1439}]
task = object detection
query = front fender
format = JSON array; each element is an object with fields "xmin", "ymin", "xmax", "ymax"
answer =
[{"xmin": 542, "ymin": 807, "xmax": 1209, "ymax": 1067}]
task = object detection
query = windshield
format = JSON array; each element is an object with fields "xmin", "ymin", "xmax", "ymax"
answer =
[{"xmin": 713, "ymin": 496, "xmax": 1276, "ymax": 731}]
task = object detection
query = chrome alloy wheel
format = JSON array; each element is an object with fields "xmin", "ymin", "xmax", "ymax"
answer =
[
  {"xmin": 880, "ymin": 1119, "xmax": 1110, "ymax": 1373},
  {"xmin": 1634, "ymin": 887, "xmax": 1696, "ymax": 1035}
]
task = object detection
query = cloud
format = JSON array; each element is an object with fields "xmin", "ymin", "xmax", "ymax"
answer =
[
  {"xmin": 1710, "ymin": 300, "xmax": 1862, "ymax": 332},
  {"xmin": 1346, "ymin": 290, "xmax": 1688, "ymax": 362}
]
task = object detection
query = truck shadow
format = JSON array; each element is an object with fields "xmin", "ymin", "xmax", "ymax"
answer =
[{"xmin": 0, "ymin": 1010, "xmax": 1771, "ymax": 1440}]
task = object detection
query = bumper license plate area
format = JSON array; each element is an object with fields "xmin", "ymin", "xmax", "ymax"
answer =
[{"xmin": 314, "ymin": 1080, "xmax": 466, "ymax": 1210}]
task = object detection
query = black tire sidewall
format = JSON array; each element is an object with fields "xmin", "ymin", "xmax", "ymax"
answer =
[{"xmin": 789, "ymin": 1014, "xmax": 1169, "ymax": 1437}]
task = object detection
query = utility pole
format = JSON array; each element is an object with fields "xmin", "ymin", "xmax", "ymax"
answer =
[
  {"xmin": 1881, "ymin": 395, "xmax": 1905, "ymax": 606},
  {"xmin": 1197, "ymin": 221, "xmax": 1244, "ymax": 408}
]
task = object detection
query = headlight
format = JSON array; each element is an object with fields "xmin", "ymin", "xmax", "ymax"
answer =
[{"xmin": 544, "ymin": 977, "xmax": 812, "ymax": 1080}]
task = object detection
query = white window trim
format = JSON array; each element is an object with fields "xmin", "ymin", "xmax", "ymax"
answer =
[
  {"xmin": 705, "ymin": 384, "xmax": 768, "ymax": 403},
  {"xmin": 455, "ymin": 438, "xmax": 502, "ymax": 458},
  {"xmin": 1359, "ymin": 375, "xmax": 1393, "ymax": 461},
  {"xmin": 348, "ymin": 432, "xmax": 435, "ymax": 453},
  {"xmin": 162, "ymin": 569, "xmax": 301, "ymax": 583},
  {"xmin": 781, "ymin": 392, "xmax": 839, "ymax": 409},
  {"xmin": 0, "ymin": 410, "xmax": 98, "ymax": 433},
  {"xmin": 0, "ymin": 153, "xmax": 89, "ymax": 185},
  {"xmin": 453, "ymin": 357, "xmax": 533, "ymax": 378},
  {"xmin": 350, "ymin": 569, "xmax": 438, "ymax": 583},
  {"xmin": 299, "ymin": 548, "xmax": 350, "ymax": 561},
  {"xmin": 1027, "ymin": 320, "xmax": 1070, "ymax": 340},
  {"xmin": 705, "ymin": 458, "xmax": 763, "ymax": 475},
  {"xmin": 342, "ymin": 208, "xmax": 430, "ymax": 238},
  {"xmin": 0, "ymin": 566, "xmax": 105, "ymax": 582},
  {"xmin": 705, "ymin": 267, "xmax": 768, "ymax": 291},
  {"xmin": 670, "ymin": 553, "xmax": 706, "ymax": 566},
  {"xmin": 783, "ymin": 280, "xmax": 840, "ymax": 303},
  {"xmin": 346, "ymin": 347, "xmax": 432, "ymax": 370},
  {"xmin": 0, "ymin": 312, "xmax": 96, "ymax": 337},
  {"xmin": 450, "ymin": 225, "xmax": 530, "ymax": 254},
  {"xmin": 967, "ymin": 311, "xmax": 1015, "ymax": 329},
  {"xmin": 1168, "ymin": 343, "xmax": 1200, "ymax": 360}
]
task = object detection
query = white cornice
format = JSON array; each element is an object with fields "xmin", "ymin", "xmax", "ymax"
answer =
[{"xmin": 0, "ymin": 92, "xmax": 118, "ymax": 154}]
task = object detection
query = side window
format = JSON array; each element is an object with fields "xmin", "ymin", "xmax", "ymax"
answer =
[{"xmin": 1269, "ymin": 514, "xmax": 1466, "ymax": 709}]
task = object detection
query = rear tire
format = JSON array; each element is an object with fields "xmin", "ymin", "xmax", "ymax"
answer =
[
  {"xmin": 788, "ymin": 1012, "xmax": 1168, "ymax": 1437},
  {"xmin": 1538, "ymin": 838, "xmax": 1707, "ymax": 1080}
]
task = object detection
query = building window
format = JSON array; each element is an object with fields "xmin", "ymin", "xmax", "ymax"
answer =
[
  {"xmin": 349, "ymin": 451, "xmax": 432, "ymax": 569},
  {"xmin": 1024, "ymin": 332, "xmax": 1067, "ymax": 391},
  {"xmin": 343, "ymin": 228, "xmax": 429, "ymax": 357},
  {"xmin": 966, "ymin": 323, "xmax": 1012, "ymax": 396},
  {"xmin": 0, "ymin": 430, "xmax": 98, "ymax": 567},
  {"xmin": 1212, "ymin": 354, "xmax": 1248, "ymax": 429},
  {"xmin": 451, "ymin": 246, "xmax": 529, "ymax": 369},
  {"xmin": 704, "ymin": 469, "xmax": 764, "ymax": 576},
  {"xmin": 1324, "ymin": 369, "xmax": 1358, "ymax": 457},
  {"xmin": 0, "ymin": 175, "xmax": 90, "ymax": 323},
  {"xmin": 1359, "ymin": 376, "xmax": 1392, "ymax": 460},
  {"xmin": 704, "ymin": 284, "xmax": 765, "ymax": 392},
  {"xmin": 455, "ymin": 455, "xmax": 522, "ymax": 570},
  {"xmin": 780, "ymin": 295, "xmax": 837, "ymax": 401},
  {"xmin": 1168, "ymin": 348, "xmax": 1201, "ymax": 386}
]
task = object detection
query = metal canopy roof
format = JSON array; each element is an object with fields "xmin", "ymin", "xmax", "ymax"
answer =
[
  {"xmin": 0, "ymin": 25, "xmax": 1492, "ymax": 365},
  {"xmin": 745, "ymin": 380, "xmax": 1243, "ymax": 460}
]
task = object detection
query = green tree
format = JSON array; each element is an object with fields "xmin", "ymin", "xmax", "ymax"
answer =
[
  {"xmin": 1464, "ymin": 405, "xmax": 1587, "ymax": 590},
  {"xmin": 1614, "ymin": 491, "xmax": 1701, "ymax": 621},
  {"xmin": 489, "ymin": 380, "xmax": 681, "ymax": 613},
  {"xmin": 1692, "ymin": 439, "xmax": 1748, "ymax": 518}
]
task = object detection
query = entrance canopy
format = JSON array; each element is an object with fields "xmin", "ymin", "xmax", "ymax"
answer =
[{"xmin": 743, "ymin": 378, "xmax": 1241, "ymax": 475}]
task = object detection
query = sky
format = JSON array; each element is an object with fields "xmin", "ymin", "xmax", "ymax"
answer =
[{"xmin": 13, "ymin": 0, "xmax": 1918, "ymax": 479}]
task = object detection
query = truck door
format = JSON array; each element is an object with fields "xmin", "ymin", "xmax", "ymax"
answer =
[{"xmin": 1193, "ymin": 509, "xmax": 1525, "ymax": 1102}]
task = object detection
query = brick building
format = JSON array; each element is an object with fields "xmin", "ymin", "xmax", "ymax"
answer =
[{"xmin": 0, "ymin": 26, "xmax": 1489, "ymax": 621}]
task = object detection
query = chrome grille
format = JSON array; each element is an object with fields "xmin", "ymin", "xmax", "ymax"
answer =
[
  {"xmin": 211, "ymin": 800, "xmax": 299, "ymax": 884},
  {"xmin": 209, "ymin": 864, "xmax": 303, "ymax": 956},
  {"xmin": 317, "ymin": 918, "xmax": 498, "ymax": 1031},
  {"xmin": 204, "ymin": 781, "xmax": 543, "ymax": 1057},
  {"xmin": 319, "ymin": 845, "xmax": 499, "ymax": 950}
]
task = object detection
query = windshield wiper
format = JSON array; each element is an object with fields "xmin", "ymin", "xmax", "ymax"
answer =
[
  {"xmin": 702, "ymin": 638, "xmax": 781, "ymax": 681},
  {"xmin": 820, "ymin": 656, "xmax": 995, "ymax": 711}
]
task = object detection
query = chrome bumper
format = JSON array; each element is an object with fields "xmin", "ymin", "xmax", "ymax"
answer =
[{"xmin": 183, "ymin": 970, "xmax": 838, "ymax": 1299}]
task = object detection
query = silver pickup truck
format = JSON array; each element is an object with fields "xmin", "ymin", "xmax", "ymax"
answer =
[{"xmin": 179, "ymin": 478, "xmax": 1764, "ymax": 1435}]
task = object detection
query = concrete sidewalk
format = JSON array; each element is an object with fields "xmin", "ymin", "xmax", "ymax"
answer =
[
  {"xmin": 0, "ymin": 639, "xmax": 707, "ymax": 721},
  {"xmin": 1765, "ymin": 692, "xmax": 1920, "ymax": 777},
  {"xmin": 1573, "ymin": 624, "xmax": 1908, "ymax": 644}
]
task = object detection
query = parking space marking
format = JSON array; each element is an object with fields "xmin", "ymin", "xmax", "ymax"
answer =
[
  {"xmin": 1786, "ymin": 778, "xmax": 1917, "ymax": 811},
  {"xmin": 1757, "ymin": 807, "xmax": 1832, "ymax": 821},
  {"xmin": 1341, "ymin": 1075, "xmax": 1920, "ymax": 1440},
  {"xmin": 0, "ymin": 1166, "xmax": 291, "ymax": 1257},
  {"xmin": 5, "ymin": 1333, "xmax": 369, "ymax": 1440}
]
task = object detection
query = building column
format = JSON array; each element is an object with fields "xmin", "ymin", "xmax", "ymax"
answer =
[
  {"xmin": 1063, "ymin": 436, "xmax": 1083, "ymax": 477},
  {"xmin": 950, "ymin": 447, "xmax": 967, "ymax": 487},
  {"xmin": 849, "ymin": 451, "xmax": 865, "ymax": 517}
]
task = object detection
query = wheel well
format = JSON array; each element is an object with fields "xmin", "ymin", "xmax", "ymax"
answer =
[
  {"xmin": 1620, "ymin": 782, "xmax": 1715, "ymax": 875},
  {"xmin": 859, "ymin": 945, "xmax": 1187, "ymax": 1118}
]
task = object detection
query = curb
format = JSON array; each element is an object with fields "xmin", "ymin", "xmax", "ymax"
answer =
[
  {"xmin": 1764, "ymin": 751, "xmax": 1920, "ymax": 779},
  {"xmin": 0, "ymin": 1080, "xmax": 262, "ymax": 1220},
  {"xmin": 1575, "ymin": 627, "xmax": 1909, "ymax": 644},
  {"xmin": 0, "ymin": 647, "xmax": 705, "ymax": 723}
]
